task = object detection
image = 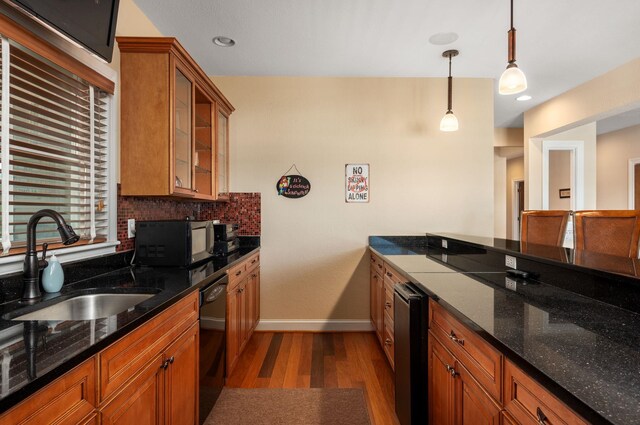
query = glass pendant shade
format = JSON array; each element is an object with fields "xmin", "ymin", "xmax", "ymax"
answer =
[
  {"xmin": 499, "ymin": 64, "xmax": 527, "ymax": 95},
  {"xmin": 440, "ymin": 111, "xmax": 459, "ymax": 132}
]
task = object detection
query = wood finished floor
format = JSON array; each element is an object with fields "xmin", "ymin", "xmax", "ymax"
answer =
[{"xmin": 226, "ymin": 332, "xmax": 400, "ymax": 425}]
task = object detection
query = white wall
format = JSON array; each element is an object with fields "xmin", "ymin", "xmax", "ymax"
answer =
[
  {"xmin": 211, "ymin": 76, "xmax": 495, "ymax": 325},
  {"xmin": 597, "ymin": 124, "xmax": 640, "ymax": 209}
]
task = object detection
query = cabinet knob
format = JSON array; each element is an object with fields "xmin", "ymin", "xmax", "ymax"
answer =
[
  {"xmin": 536, "ymin": 407, "xmax": 548, "ymax": 425},
  {"xmin": 448, "ymin": 330, "xmax": 464, "ymax": 346},
  {"xmin": 251, "ymin": 259, "xmax": 257, "ymax": 264},
  {"xmin": 377, "ymin": 264, "xmax": 382, "ymax": 269},
  {"xmin": 161, "ymin": 360, "xmax": 170, "ymax": 370},
  {"xmin": 445, "ymin": 364, "xmax": 458, "ymax": 377},
  {"xmin": 252, "ymin": 273, "xmax": 257, "ymax": 278},
  {"xmin": 386, "ymin": 272, "xmax": 392, "ymax": 277},
  {"xmin": 384, "ymin": 338, "xmax": 392, "ymax": 346},
  {"xmin": 169, "ymin": 356, "xmax": 175, "ymax": 364},
  {"xmin": 371, "ymin": 258, "xmax": 375, "ymax": 262},
  {"xmin": 235, "ymin": 270, "xmax": 242, "ymax": 276},
  {"xmin": 385, "ymin": 301, "xmax": 392, "ymax": 309}
]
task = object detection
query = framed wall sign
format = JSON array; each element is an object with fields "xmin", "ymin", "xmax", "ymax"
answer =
[
  {"xmin": 277, "ymin": 164, "xmax": 311, "ymax": 198},
  {"xmin": 559, "ymin": 188, "xmax": 571, "ymax": 199},
  {"xmin": 346, "ymin": 164, "xmax": 369, "ymax": 203}
]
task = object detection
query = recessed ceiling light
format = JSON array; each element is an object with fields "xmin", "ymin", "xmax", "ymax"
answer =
[
  {"xmin": 516, "ymin": 95, "xmax": 532, "ymax": 101},
  {"xmin": 428, "ymin": 32, "xmax": 459, "ymax": 46},
  {"xmin": 212, "ymin": 36, "xmax": 235, "ymax": 47}
]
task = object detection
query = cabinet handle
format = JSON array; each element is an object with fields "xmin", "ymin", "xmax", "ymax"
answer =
[
  {"xmin": 377, "ymin": 263, "xmax": 383, "ymax": 269},
  {"xmin": 386, "ymin": 272, "xmax": 392, "ymax": 277},
  {"xmin": 169, "ymin": 356, "xmax": 175, "ymax": 364},
  {"xmin": 238, "ymin": 287, "xmax": 244, "ymax": 293},
  {"xmin": 385, "ymin": 301, "xmax": 392, "ymax": 309},
  {"xmin": 384, "ymin": 338, "xmax": 392, "ymax": 346},
  {"xmin": 251, "ymin": 259, "xmax": 257, "ymax": 264},
  {"xmin": 161, "ymin": 360, "xmax": 170, "ymax": 370},
  {"xmin": 536, "ymin": 408, "xmax": 548, "ymax": 425},
  {"xmin": 235, "ymin": 270, "xmax": 242, "ymax": 276},
  {"xmin": 445, "ymin": 364, "xmax": 459, "ymax": 377},
  {"xmin": 252, "ymin": 273, "xmax": 257, "ymax": 278},
  {"xmin": 448, "ymin": 330, "xmax": 464, "ymax": 346},
  {"xmin": 371, "ymin": 257, "xmax": 375, "ymax": 262}
]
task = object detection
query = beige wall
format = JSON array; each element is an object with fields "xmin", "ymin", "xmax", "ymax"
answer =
[
  {"xmin": 597, "ymin": 124, "xmax": 640, "ymax": 209},
  {"xmin": 494, "ymin": 154, "xmax": 507, "ymax": 238},
  {"xmin": 548, "ymin": 151, "xmax": 571, "ymax": 210},
  {"xmin": 506, "ymin": 157, "xmax": 524, "ymax": 240},
  {"xmin": 211, "ymin": 76, "xmax": 495, "ymax": 324},
  {"xmin": 524, "ymin": 59, "xmax": 640, "ymax": 209}
]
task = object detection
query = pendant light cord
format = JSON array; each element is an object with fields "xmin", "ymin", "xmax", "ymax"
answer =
[
  {"xmin": 510, "ymin": 0, "xmax": 514, "ymax": 30},
  {"xmin": 447, "ymin": 54, "xmax": 453, "ymax": 112}
]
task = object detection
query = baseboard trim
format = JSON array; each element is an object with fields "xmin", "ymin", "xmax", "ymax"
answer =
[{"xmin": 255, "ymin": 319, "xmax": 374, "ymax": 332}]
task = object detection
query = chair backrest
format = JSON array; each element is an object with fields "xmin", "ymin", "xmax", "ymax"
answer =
[
  {"xmin": 520, "ymin": 210, "xmax": 570, "ymax": 247},
  {"xmin": 573, "ymin": 210, "xmax": 640, "ymax": 258}
]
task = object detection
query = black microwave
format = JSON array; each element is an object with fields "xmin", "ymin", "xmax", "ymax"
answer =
[{"xmin": 135, "ymin": 220, "xmax": 214, "ymax": 266}]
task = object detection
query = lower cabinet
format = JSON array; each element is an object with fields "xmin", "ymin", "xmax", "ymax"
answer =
[
  {"xmin": 227, "ymin": 251, "xmax": 261, "ymax": 374},
  {"xmin": 428, "ymin": 333, "xmax": 501, "ymax": 425},
  {"xmin": 0, "ymin": 292, "xmax": 200, "ymax": 425},
  {"xmin": 0, "ymin": 357, "xmax": 97, "ymax": 425}
]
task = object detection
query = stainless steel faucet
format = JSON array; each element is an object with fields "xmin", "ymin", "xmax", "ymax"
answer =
[{"xmin": 22, "ymin": 209, "xmax": 80, "ymax": 302}]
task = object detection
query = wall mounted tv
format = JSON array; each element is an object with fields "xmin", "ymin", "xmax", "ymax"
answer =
[{"xmin": 10, "ymin": 0, "xmax": 120, "ymax": 62}]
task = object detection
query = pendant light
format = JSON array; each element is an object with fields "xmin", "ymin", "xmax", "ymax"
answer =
[
  {"xmin": 440, "ymin": 49, "xmax": 459, "ymax": 132},
  {"xmin": 498, "ymin": 0, "xmax": 527, "ymax": 95}
]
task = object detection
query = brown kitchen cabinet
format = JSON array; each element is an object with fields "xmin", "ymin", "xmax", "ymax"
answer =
[
  {"xmin": 369, "ymin": 253, "xmax": 384, "ymax": 344},
  {"xmin": 428, "ymin": 333, "xmax": 501, "ymax": 425},
  {"xmin": 117, "ymin": 37, "xmax": 234, "ymax": 200},
  {"xmin": 0, "ymin": 292, "xmax": 199, "ymax": 425},
  {"xmin": 227, "ymin": 251, "xmax": 261, "ymax": 374},
  {"xmin": 504, "ymin": 360, "xmax": 588, "ymax": 425},
  {"xmin": 0, "ymin": 357, "xmax": 97, "ymax": 425}
]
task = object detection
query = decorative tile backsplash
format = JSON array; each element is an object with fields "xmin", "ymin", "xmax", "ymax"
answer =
[{"xmin": 116, "ymin": 187, "xmax": 261, "ymax": 252}]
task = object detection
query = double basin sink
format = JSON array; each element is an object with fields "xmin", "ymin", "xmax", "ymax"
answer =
[{"xmin": 3, "ymin": 290, "xmax": 159, "ymax": 321}]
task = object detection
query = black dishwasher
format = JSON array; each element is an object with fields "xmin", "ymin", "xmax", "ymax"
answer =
[{"xmin": 394, "ymin": 283, "xmax": 428, "ymax": 425}]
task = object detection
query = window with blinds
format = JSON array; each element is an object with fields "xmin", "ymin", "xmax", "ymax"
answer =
[{"xmin": 0, "ymin": 36, "xmax": 111, "ymax": 255}]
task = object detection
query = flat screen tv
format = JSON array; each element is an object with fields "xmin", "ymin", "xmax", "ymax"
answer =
[{"xmin": 10, "ymin": 0, "xmax": 120, "ymax": 62}]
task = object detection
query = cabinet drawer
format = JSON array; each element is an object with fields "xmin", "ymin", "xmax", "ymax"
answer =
[
  {"xmin": 246, "ymin": 252, "xmax": 260, "ymax": 273},
  {"xmin": 99, "ymin": 292, "xmax": 198, "ymax": 403},
  {"xmin": 429, "ymin": 299, "xmax": 502, "ymax": 401},
  {"xmin": 383, "ymin": 263, "xmax": 405, "ymax": 286},
  {"xmin": 0, "ymin": 358, "xmax": 96, "ymax": 425},
  {"xmin": 383, "ymin": 286, "xmax": 394, "ymax": 326},
  {"xmin": 504, "ymin": 360, "xmax": 587, "ymax": 425},
  {"xmin": 228, "ymin": 263, "xmax": 246, "ymax": 288},
  {"xmin": 370, "ymin": 252, "xmax": 384, "ymax": 276},
  {"xmin": 383, "ymin": 321, "xmax": 395, "ymax": 370}
]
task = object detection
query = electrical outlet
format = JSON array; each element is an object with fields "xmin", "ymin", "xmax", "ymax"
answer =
[
  {"xmin": 127, "ymin": 219, "xmax": 136, "ymax": 238},
  {"xmin": 505, "ymin": 255, "xmax": 517, "ymax": 269},
  {"xmin": 505, "ymin": 277, "xmax": 517, "ymax": 292},
  {"xmin": 441, "ymin": 253, "xmax": 448, "ymax": 263},
  {"xmin": 441, "ymin": 239, "xmax": 448, "ymax": 249}
]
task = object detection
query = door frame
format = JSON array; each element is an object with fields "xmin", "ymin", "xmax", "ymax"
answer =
[
  {"xmin": 542, "ymin": 140, "xmax": 585, "ymax": 210},
  {"xmin": 628, "ymin": 158, "xmax": 640, "ymax": 209},
  {"xmin": 512, "ymin": 179, "xmax": 525, "ymax": 240}
]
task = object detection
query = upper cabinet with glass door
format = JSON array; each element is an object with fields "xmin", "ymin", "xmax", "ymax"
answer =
[{"xmin": 117, "ymin": 37, "xmax": 234, "ymax": 200}]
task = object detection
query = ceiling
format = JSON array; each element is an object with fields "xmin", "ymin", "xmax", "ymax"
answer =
[{"xmin": 133, "ymin": 0, "xmax": 640, "ymax": 128}]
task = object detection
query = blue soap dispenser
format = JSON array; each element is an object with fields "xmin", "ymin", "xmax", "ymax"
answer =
[{"xmin": 42, "ymin": 252, "xmax": 64, "ymax": 293}]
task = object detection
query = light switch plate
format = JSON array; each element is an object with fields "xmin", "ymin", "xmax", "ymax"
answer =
[{"xmin": 127, "ymin": 219, "xmax": 136, "ymax": 238}]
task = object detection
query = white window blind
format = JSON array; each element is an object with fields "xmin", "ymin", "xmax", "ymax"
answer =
[{"xmin": 0, "ymin": 37, "xmax": 110, "ymax": 254}]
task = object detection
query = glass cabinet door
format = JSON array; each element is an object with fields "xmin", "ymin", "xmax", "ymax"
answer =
[
  {"xmin": 217, "ymin": 110, "xmax": 229, "ymax": 196},
  {"xmin": 194, "ymin": 87, "xmax": 214, "ymax": 198},
  {"xmin": 174, "ymin": 68, "xmax": 192, "ymax": 191}
]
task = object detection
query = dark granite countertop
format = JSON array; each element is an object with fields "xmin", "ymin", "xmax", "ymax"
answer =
[
  {"xmin": 0, "ymin": 246, "xmax": 259, "ymax": 414},
  {"xmin": 370, "ymin": 236, "xmax": 640, "ymax": 425}
]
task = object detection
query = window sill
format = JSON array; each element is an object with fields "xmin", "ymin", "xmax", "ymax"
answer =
[{"xmin": 0, "ymin": 240, "xmax": 120, "ymax": 276}]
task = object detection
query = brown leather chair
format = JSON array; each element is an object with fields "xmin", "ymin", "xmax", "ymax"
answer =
[
  {"xmin": 520, "ymin": 210, "xmax": 570, "ymax": 247},
  {"xmin": 573, "ymin": 210, "xmax": 640, "ymax": 258}
]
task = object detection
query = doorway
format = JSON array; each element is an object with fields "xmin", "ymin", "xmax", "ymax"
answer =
[
  {"xmin": 542, "ymin": 140, "xmax": 585, "ymax": 211},
  {"xmin": 512, "ymin": 180, "xmax": 525, "ymax": 240}
]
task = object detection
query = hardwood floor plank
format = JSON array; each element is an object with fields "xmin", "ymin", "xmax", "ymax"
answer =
[
  {"xmin": 239, "ymin": 332, "xmax": 274, "ymax": 388},
  {"xmin": 268, "ymin": 333, "xmax": 293, "ymax": 388},
  {"xmin": 258, "ymin": 333, "xmax": 284, "ymax": 378},
  {"xmin": 282, "ymin": 333, "xmax": 303, "ymax": 388},
  {"xmin": 334, "ymin": 333, "xmax": 347, "ymax": 360},
  {"xmin": 225, "ymin": 332, "xmax": 263, "ymax": 387},
  {"xmin": 296, "ymin": 333, "xmax": 314, "ymax": 388},
  {"xmin": 310, "ymin": 333, "xmax": 325, "ymax": 388}
]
